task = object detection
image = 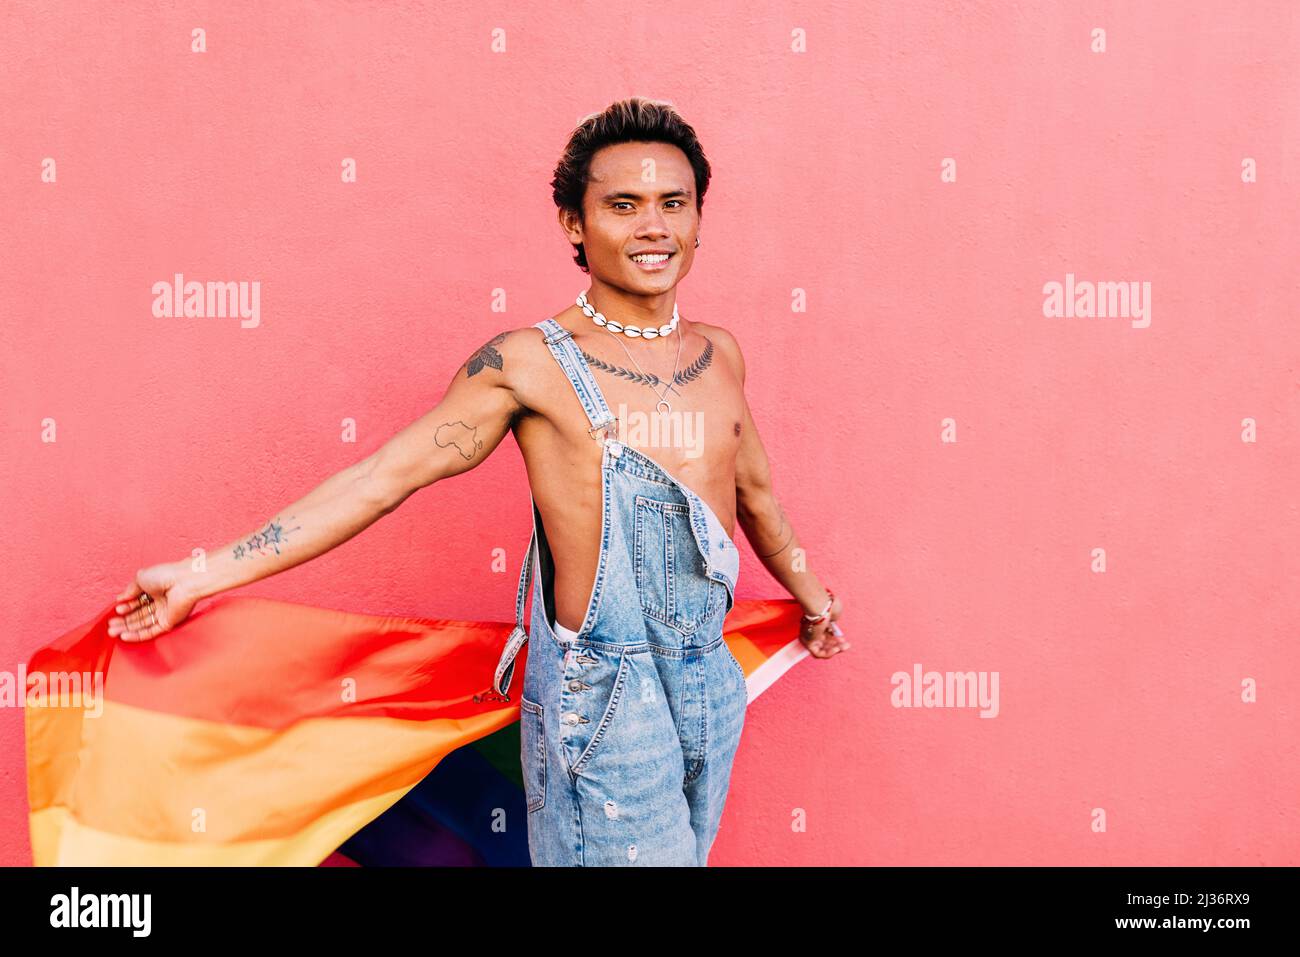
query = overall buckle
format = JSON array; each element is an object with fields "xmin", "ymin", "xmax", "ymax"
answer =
[
  {"xmin": 491, "ymin": 624, "xmax": 529, "ymax": 699},
  {"xmin": 587, "ymin": 416, "xmax": 619, "ymax": 442}
]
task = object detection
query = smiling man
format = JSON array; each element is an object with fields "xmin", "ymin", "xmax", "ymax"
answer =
[{"xmin": 109, "ymin": 97, "xmax": 846, "ymax": 866}]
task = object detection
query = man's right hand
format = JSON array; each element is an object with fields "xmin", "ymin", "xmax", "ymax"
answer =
[
  {"xmin": 109, "ymin": 561, "xmax": 199, "ymax": 642},
  {"xmin": 103, "ymin": 327, "xmax": 528, "ymax": 643}
]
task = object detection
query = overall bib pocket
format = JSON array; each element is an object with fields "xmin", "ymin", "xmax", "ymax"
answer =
[
  {"xmin": 633, "ymin": 494, "xmax": 722, "ymax": 635},
  {"xmin": 519, "ymin": 695, "xmax": 546, "ymax": 812}
]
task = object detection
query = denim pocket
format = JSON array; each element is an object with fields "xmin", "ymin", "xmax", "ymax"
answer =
[
  {"xmin": 722, "ymin": 641, "xmax": 748, "ymax": 689},
  {"xmin": 561, "ymin": 648, "xmax": 628, "ymax": 777},
  {"xmin": 633, "ymin": 494, "xmax": 720, "ymax": 635},
  {"xmin": 519, "ymin": 695, "xmax": 546, "ymax": 813}
]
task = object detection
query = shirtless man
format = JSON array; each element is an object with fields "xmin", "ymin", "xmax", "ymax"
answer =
[{"xmin": 108, "ymin": 97, "xmax": 846, "ymax": 866}]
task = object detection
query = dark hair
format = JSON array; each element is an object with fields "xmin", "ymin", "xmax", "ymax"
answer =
[{"xmin": 552, "ymin": 97, "xmax": 712, "ymax": 272}]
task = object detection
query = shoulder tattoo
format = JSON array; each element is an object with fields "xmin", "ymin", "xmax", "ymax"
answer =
[{"xmin": 465, "ymin": 332, "xmax": 508, "ymax": 377}]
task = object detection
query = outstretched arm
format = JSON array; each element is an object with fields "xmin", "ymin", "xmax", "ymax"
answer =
[
  {"xmin": 110, "ymin": 328, "xmax": 529, "ymax": 641},
  {"xmin": 719, "ymin": 330, "xmax": 848, "ymax": 659}
]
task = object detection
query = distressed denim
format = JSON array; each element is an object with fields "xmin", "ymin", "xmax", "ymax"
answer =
[{"xmin": 493, "ymin": 317, "xmax": 748, "ymax": 866}]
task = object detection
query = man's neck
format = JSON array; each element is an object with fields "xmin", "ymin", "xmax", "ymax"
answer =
[{"xmin": 582, "ymin": 283, "xmax": 679, "ymax": 334}]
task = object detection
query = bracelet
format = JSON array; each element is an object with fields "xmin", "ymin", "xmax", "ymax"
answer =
[{"xmin": 802, "ymin": 587, "xmax": 835, "ymax": 624}]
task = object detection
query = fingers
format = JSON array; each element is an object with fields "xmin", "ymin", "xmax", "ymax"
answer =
[
  {"xmin": 113, "ymin": 588, "xmax": 149, "ymax": 618},
  {"xmin": 111, "ymin": 576, "xmax": 155, "ymax": 636},
  {"xmin": 810, "ymin": 641, "xmax": 849, "ymax": 659},
  {"xmin": 801, "ymin": 620, "xmax": 851, "ymax": 659},
  {"xmin": 120, "ymin": 618, "xmax": 162, "ymax": 642},
  {"xmin": 109, "ymin": 600, "xmax": 148, "ymax": 637},
  {"xmin": 110, "ymin": 600, "xmax": 147, "ymax": 629},
  {"xmin": 121, "ymin": 619, "xmax": 165, "ymax": 643},
  {"xmin": 111, "ymin": 596, "xmax": 165, "ymax": 642}
]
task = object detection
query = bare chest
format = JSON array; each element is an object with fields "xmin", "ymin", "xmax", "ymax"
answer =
[{"xmin": 516, "ymin": 326, "xmax": 745, "ymax": 530}]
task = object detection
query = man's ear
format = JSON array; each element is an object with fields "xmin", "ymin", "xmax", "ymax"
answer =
[{"xmin": 557, "ymin": 206, "xmax": 583, "ymax": 244}]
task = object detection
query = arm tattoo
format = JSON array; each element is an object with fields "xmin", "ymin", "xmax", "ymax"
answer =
[
  {"xmin": 434, "ymin": 420, "xmax": 484, "ymax": 460},
  {"xmin": 757, "ymin": 502, "xmax": 794, "ymax": 558},
  {"xmin": 465, "ymin": 332, "xmax": 507, "ymax": 377},
  {"xmin": 580, "ymin": 337, "xmax": 714, "ymax": 388},
  {"xmin": 233, "ymin": 515, "xmax": 303, "ymax": 561}
]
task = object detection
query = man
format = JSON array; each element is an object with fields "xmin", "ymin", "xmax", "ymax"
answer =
[{"xmin": 108, "ymin": 97, "xmax": 847, "ymax": 866}]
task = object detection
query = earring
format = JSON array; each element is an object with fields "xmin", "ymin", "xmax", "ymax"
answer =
[{"xmin": 694, "ymin": 236, "xmax": 700, "ymax": 248}]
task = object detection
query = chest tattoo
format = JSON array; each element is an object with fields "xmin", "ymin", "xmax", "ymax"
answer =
[{"xmin": 580, "ymin": 336, "xmax": 715, "ymax": 389}]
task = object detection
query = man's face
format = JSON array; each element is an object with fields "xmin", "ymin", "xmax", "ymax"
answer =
[{"xmin": 564, "ymin": 140, "xmax": 700, "ymax": 293}]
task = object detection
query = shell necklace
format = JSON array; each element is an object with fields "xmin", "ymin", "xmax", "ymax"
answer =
[{"xmin": 577, "ymin": 291, "xmax": 684, "ymax": 415}]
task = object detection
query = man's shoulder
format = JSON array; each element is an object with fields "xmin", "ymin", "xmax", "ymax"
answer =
[
  {"xmin": 690, "ymin": 320, "xmax": 745, "ymax": 380},
  {"xmin": 470, "ymin": 322, "xmax": 553, "ymax": 355},
  {"xmin": 690, "ymin": 319, "xmax": 737, "ymax": 343},
  {"xmin": 455, "ymin": 324, "xmax": 553, "ymax": 386},
  {"xmin": 465, "ymin": 322, "xmax": 579, "ymax": 415}
]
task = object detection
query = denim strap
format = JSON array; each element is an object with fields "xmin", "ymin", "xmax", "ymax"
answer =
[
  {"xmin": 535, "ymin": 317, "xmax": 619, "ymax": 441},
  {"xmin": 493, "ymin": 318, "xmax": 620, "ymax": 698},
  {"xmin": 492, "ymin": 515, "xmax": 536, "ymax": 699}
]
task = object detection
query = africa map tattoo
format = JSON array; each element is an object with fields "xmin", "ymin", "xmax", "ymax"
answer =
[
  {"xmin": 435, "ymin": 420, "xmax": 484, "ymax": 460},
  {"xmin": 465, "ymin": 332, "xmax": 507, "ymax": 377},
  {"xmin": 233, "ymin": 515, "xmax": 303, "ymax": 560},
  {"xmin": 580, "ymin": 337, "xmax": 714, "ymax": 389}
]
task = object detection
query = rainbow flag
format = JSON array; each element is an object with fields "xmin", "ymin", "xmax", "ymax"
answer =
[{"xmin": 24, "ymin": 594, "xmax": 806, "ymax": 866}]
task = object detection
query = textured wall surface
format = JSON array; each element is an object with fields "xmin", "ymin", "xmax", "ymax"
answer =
[{"xmin": 2, "ymin": 1, "xmax": 1296, "ymax": 866}]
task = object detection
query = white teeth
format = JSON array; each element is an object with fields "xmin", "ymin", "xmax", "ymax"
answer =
[{"xmin": 631, "ymin": 253, "xmax": 670, "ymax": 263}]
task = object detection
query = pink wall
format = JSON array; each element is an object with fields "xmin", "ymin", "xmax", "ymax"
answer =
[{"xmin": 2, "ymin": 2, "xmax": 1296, "ymax": 867}]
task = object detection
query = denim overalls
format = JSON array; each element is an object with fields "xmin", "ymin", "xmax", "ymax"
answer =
[{"xmin": 492, "ymin": 317, "xmax": 748, "ymax": 866}]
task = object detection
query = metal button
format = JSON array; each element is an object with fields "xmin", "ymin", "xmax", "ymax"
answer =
[
  {"xmin": 568, "ymin": 680, "xmax": 584, "ymax": 692},
  {"xmin": 563, "ymin": 712, "xmax": 580, "ymax": 726}
]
